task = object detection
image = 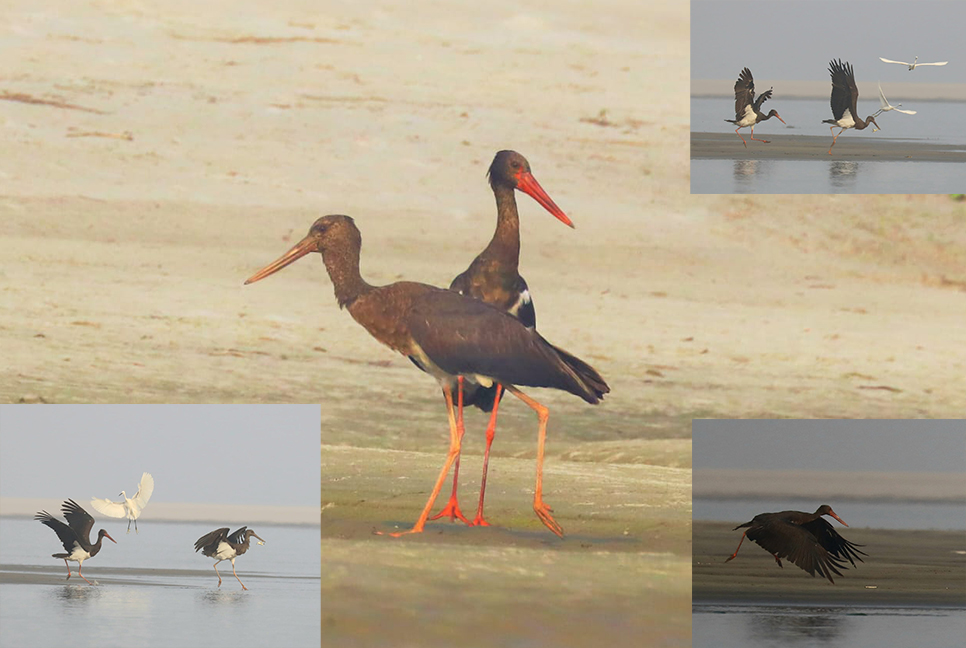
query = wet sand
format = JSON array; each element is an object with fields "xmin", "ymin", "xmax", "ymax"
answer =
[
  {"xmin": 693, "ymin": 521, "xmax": 966, "ymax": 606},
  {"xmin": 691, "ymin": 132, "xmax": 966, "ymax": 161}
]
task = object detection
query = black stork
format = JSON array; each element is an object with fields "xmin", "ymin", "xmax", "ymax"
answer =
[
  {"xmin": 725, "ymin": 505, "xmax": 867, "ymax": 584},
  {"xmin": 194, "ymin": 526, "xmax": 265, "ymax": 590},
  {"xmin": 823, "ymin": 59, "xmax": 880, "ymax": 155},
  {"xmin": 244, "ymin": 215, "xmax": 608, "ymax": 537},
  {"xmin": 724, "ymin": 67, "xmax": 785, "ymax": 147},
  {"xmin": 35, "ymin": 499, "xmax": 116, "ymax": 585},
  {"xmin": 432, "ymin": 150, "xmax": 573, "ymax": 527},
  {"xmin": 90, "ymin": 471, "xmax": 155, "ymax": 534}
]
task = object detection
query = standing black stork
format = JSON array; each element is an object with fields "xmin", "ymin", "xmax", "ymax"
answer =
[
  {"xmin": 823, "ymin": 59, "xmax": 880, "ymax": 155},
  {"xmin": 432, "ymin": 150, "xmax": 573, "ymax": 527},
  {"xmin": 35, "ymin": 499, "xmax": 116, "ymax": 585},
  {"xmin": 244, "ymin": 215, "xmax": 608, "ymax": 537},
  {"xmin": 725, "ymin": 505, "xmax": 867, "ymax": 584},
  {"xmin": 194, "ymin": 526, "xmax": 265, "ymax": 590},
  {"xmin": 724, "ymin": 67, "xmax": 785, "ymax": 147}
]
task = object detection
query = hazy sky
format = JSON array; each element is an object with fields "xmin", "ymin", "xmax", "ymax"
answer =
[
  {"xmin": 0, "ymin": 405, "xmax": 319, "ymax": 506},
  {"xmin": 693, "ymin": 0, "xmax": 964, "ymax": 83},
  {"xmin": 693, "ymin": 420, "xmax": 966, "ymax": 472}
]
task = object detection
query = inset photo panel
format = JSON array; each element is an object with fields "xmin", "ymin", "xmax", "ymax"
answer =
[
  {"xmin": 0, "ymin": 404, "xmax": 321, "ymax": 648},
  {"xmin": 692, "ymin": 419, "xmax": 966, "ymax": 648}
]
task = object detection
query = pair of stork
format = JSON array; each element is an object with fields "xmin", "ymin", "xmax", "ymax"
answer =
[
  {"xmin": 35, "ymin": 473, "xmax": 264, "ymax": 589},
  {"xmin": 245, "ymin": 151, "xmax": 609, "ymax": 538},
  {"xmin": 726, "ymin": 56, "xmax": 946, "ymax": 153}
]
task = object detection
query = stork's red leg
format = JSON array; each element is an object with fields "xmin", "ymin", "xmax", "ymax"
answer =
[
  {"xmin": 471, "ymin": 383, "xmax": 503, "ymax": 527},
  {"xmin": 827, "ymin": 126, "xmax": 840, "ymax": 155},
  {"xmin": 735, "ymin": 127, "xmax": 748, "ymax": 148},
  {"xmin": 63, "ymin": 558, "xmax": 72, "ymax": 581},
  {"xmin": 725, "ymin": 531, "xmax": 747, "ymax": 562},
  {"xmin": 505, "ymin": 386, "xmax": 563, "ymax": 537},
  {"xmin": 213, "ymin": 561, "xmax": 223, "ymax": 587},
  {"xmin": 380, "ymin": 387, "xmax": 463, "ymax": 536},
  {"xmin": 429, "ymin": 377, "xmax": 470, "ymax": 524},
  {"xmin": 749, "ymin": 126, "xmax": 770, "ymax": 144},
  {"xmin": 77, "ymin": 563, "xmax": 92, "ymax": 585},
  {"xmin": 231, "ymin": 559, "xmax": 248, "ymax": 590},
  {"xmin": 772, "ymin": 554, "xmax": 783, "ymax": 568}
]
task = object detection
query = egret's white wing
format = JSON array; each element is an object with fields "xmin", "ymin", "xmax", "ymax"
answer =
[
  {"xmin": 895, "ymin": 107, "xmax": 917, "ymax": 115},
  {"xmin": 877, "ymin": 82, "xmax": 890, "ymax": 109},
  {"xmin": 90, "ymin": 497, "xmax": 128, "ymax": 518},
  {"xmin": 917, "ymin": 61, "xmax": 947, "ymax": 66},
  {"xmin": 879, "ymin": 57, "xmax": 911, "ymax": 65},
  {"xmin": 133, "ymin": 472, "xmax": 154, "ymax": 509}
]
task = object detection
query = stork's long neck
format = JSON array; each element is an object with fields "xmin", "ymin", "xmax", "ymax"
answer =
[
  {"xmin": 482, "ymin": 182, "xmax": 521, "ymax": 271},
  {"xmin": 321, "ymin": 238, "xmax": 375, "ymax": 309}
]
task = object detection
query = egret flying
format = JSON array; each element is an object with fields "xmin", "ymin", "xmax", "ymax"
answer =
[
  {"xmin": 90, "ymin": 472, "xmax": 154, "ymax": 534},
  {"xmin": 35, "ymin": 499, "xmax": 116, "ymax": 585},
  {"xmin": 823, "ymin": 59, "xmax": 880, "ymax": 154},
  {"xmin": 724, "ymin": 67, "xmax": 786, "ymax": 147},
  {"xmin": 872, "ymin": 82, "xmax": 916, "ymax": 130},
  {"xmin": 879, "ymin": 56, "xmax": 948, "ymax": 71},
  {"xmin": 194, "ymin": 527, "xmax": 265, "ymax": 590}
]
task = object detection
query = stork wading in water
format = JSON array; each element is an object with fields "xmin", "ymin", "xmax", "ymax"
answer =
[
  {"xmin": 724, "ymin": 67, "xmax": 785, "ymax": 147},
  {"xmin": 90, "ymin": 471, "xmax": 155, "ymax": 534},
  {"xmin": 194, "ymin": 527, "xmax": 265, "ymax": 590},
  {"xmin": 35, "ymin": 499, "xmax": 116, "ymax": 585},
  {"xmin": 823, "ymin": 59, "xmax": 880, "ymax": 154}
]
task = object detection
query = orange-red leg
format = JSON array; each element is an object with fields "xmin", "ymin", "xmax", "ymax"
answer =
[
  {"xmin": 725, "ymin": 531, "xmax": 746, "ymax": 562},
  {"xmin": 471, "ymin": 383, "xmax": 503, "ymax": 526},
  {"xmin": 77, "ymin": 562, "xmax": 92, "ymax": 585},
  {"xmin": 231, "ymin": 559, "xmax": 248, "ymax": 590},
  {"xmin": 379, "ymin": 386, "xmax": 463, "ymax": 536},
  {"xmin": 63, "ymin": 558, "xmax": 72, "ymax": 581},
  {"xmin": 505, "ymin": 386, "xmax": 563, "ymax": 537},
  {"xmin": 734, "ymin": 127, "xmax": 748, "ymax": 148},
  {"xmin": 429, "ymin": 377, "xmax": 470, "ymax": 524},
  {"xmin": 827, "ymin": 126, "xmax": 844, "ymax": 154},
  {"xmin": 749, "ymin": 126, "xmax": 770, "ymax": 144}
]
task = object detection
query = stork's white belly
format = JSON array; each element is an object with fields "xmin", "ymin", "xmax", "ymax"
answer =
[
  {"xmin": 736, "ymin": 105, "xmax": 758, "ymax": 127},
  {"xmin": 835, "ymin": 111, "xmax": 856, "ymax": 129},
  {"xmin": 67, "ymin": 542, "xmax": 91, "ymax": 563},
  {"xmin": 214, "ymin": 542, "xmax": 237, "ymax": 561}
]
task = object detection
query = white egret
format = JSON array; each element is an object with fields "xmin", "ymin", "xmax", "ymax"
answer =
[
  {"xmin": 90, "ymin": 471, "xmax": 154, "ymax": 534},
  {"xmin": 194, "ymin": 527, "xmax": 265, "ymax": 590},
  {"xmin": 879, "ymin": 56, "xmax": 948, "ymax": 71},
  {"xmin": 872, "ymin": 82, "xmax": 916, "ymax": 130}
]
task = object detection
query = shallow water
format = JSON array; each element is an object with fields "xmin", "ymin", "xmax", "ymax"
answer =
[
  {"xmin": 0, "ymin": 518, "xmax": 320, "ymax": 648},
  {"xmin": 692, "ymin": 498, "xmax": 966, "ymax": 531},
  {"xmin": 693, "ymin": 603, "xmax": 966, "ymax": 648}
]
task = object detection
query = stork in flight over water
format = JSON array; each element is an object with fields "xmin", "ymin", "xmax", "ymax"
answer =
[
  {"xmin": 822, "ymin": 59, "xmax": 880, "ymax": 154},
  {"xmin": 879, "ymin": 56, "xmax": 947, "ymax": 71}
]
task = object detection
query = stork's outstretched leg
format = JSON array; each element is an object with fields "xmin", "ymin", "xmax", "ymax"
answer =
[
  {"xmin": 505, "ymin": 386, "xmax": 563, "ymax": 537},
  {"xmin": 749, "ymin": 126, "xmax": 770, "ymax": 144},
  {"xmin": 772, "ymin": 554, "xmax": 783, "ymax": 568},
  {"xmin": 77, "ymin": 562, "xmax": 92, "ymax": 585},
  {"xmin": 471, "ymin": 383, "xmax": 503, "ymax": 527},
  {"xmin": 213, "ymin": 560, "xmax": 223, "ymax": 587},
  {"xmin": 725, "ymin": 531, "xmax": 747, "ymax": 562},
  {"xmin": 230, "ymin": 558, "xmax": 247, "ymax": 590},
  {"xmin": 827, "ymin": 126, "xmax": 845, "ymax": 154},
  {"xmin": 380, "ymin": 387, "xmax": 463, "ymax": 536},
  {"xmin": 735, "ymin": 127, "xmax": 748, "ymax": 148},
  {"xmin": 63, "ymin": 558, "xmax": 72, "ymax": 581},
  {"xmin": 429, "ymin": 377, "xmax": 470, "ymax": 524}
]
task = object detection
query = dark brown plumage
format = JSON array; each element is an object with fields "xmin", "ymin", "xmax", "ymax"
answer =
[
  {"xmin": 245, "ymin": 215, "xmax": 608, "ymax": 537},
  {"xmin": 725, "ymin": 505, "xmax": 867, "ymax": 584},
  {"xmin": 823, "ymin": 59, "xmax": 880, "ymax": 154},
  {"xmin": 35, "ymin": 499, "xmax": 116, "ymax": 585},
  {"xmin": 194, "ymin": 526, "xmax": 265, "ymax": 590},
  {"xmin": 724, "ymin": 67, "xmax": 785, "ymax": 147}
]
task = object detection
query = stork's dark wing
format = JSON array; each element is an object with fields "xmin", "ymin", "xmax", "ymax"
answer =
[
  {"xmin": 61, "ymin": 499, "xmax": 95, "ymax": 545},
  {"xmin": 801, "ymin": 517, "xmax": 867, "ymax": 566},
  {"xmin": 747, "ymin": 517, "xmax": 853, "ymax": 584},
  {"xmin": 450, "ymin": 264, "xmax": 536, "ymax": 329},
  {"xmin": 227, "ymin": 527, "xmax": 250, "ymax": 545},
  {"xmin": 35, "ymin": 510, "xmax": 78, "ymax": 553},
  {"xmin": 734, "ymin": 67, "xmax": 755, "ymax": 119},
  {"xmin": 828, "ymin": 59, "xmax": 854, "ymax": 121},
  {"xmin": 753, "ymin": 87, "xmax": 773, "ymax": 112},
  {"xmin": 194, "ymin": 527, "xmax": 230, "ymax": 553}
]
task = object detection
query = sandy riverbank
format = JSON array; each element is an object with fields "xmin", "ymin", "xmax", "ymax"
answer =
[{"xmin": 691, "ymin": 132, "xmax": 966, "ymax": 161}]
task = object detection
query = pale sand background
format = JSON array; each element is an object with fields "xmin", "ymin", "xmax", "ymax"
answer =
[
  {"xmin": 3, "ymin": 0, "xmax": 966, "ymax": 644},
  {"xmin": 691, "ymin": 80, "xmax": 966, "ymax": 100}
]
